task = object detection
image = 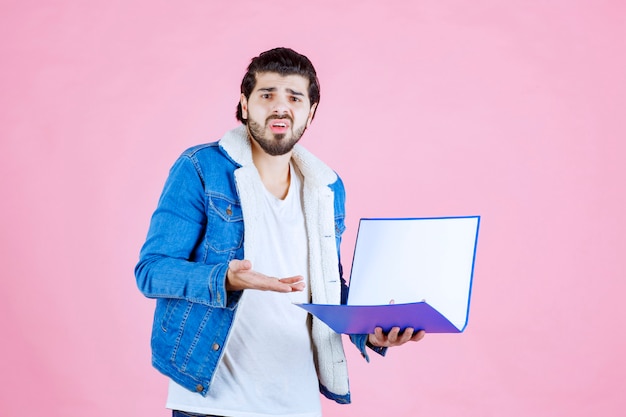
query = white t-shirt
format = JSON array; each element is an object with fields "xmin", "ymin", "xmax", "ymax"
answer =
[{"xmin": 167, "ymin": 164, "xmax": 321, "ymax": 417}]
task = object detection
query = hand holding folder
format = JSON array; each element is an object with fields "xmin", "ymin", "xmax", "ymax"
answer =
[
  {"xmin": 297, "ymin": 216, "xmax": 480, "ymax": 335},
  {"xmin": 367, "ymin": 300, "xmax": 426, "ymax": 347}
]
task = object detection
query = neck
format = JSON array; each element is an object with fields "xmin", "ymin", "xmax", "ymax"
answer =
[{"xmin": 250, "ymin": 139, "xmax": 292, "ymax": 200}]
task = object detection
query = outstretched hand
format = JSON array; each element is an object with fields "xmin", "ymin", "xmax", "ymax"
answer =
[{"xmin": 226, "ymin": 259, "xmax": 305, "ymax": 293}]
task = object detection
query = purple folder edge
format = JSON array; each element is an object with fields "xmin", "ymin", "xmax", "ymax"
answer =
[{"xmin": 295, "ymin": 301, "xmax": 465, "ymax": 334}]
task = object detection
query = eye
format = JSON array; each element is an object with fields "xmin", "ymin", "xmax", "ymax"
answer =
[
  {"xmin": 261, "ymin": 93, "xmax": 271, "ymax": 99},
  {"xmin": 290, "ymin": 96, "xmax": 301, "ymax": 102}
]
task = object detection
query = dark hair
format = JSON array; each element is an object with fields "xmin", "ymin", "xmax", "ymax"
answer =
[{"xmin": 236, "ymin": 47, "xmax": 320, "ymax": 124}]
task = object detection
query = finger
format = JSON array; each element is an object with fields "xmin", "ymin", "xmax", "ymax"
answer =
[
  {"xmin": 387, "ymin": 327, "xmax": 401, "ymax": 343},
  {"xmin": 411, "ymin": 330, "xmax": 426, "ymax": 342},
  {"xmin": 278, "ymin": 276, "xmax": 305, "ymax": 285},
  {"xmin": 370, "ymin": 327, "xmax": 385, "ymax": 345},
  {"xmin": 277, "ymin": 278, "xmax": 305, "ymax": 292},
  {"xmin": 397, "ymin": 327, "xmax": 415, "ymax": 344},
  {"xmin": 288, "ymin": 281, "xmax": 306, "ymax": 291},
  {"xmin": 256, "ymin": 275, "xmax": 306, "ymax": 293},
  {"xmin": 374, "ymin": 327, "xmax": 385, "ymax": 339},
  {"xmin": 368, "ymin": 328, "xmax": 384, "ymax": 347},
  {"xmin": 276, "ymin": 276, "xmax": 305, "ymax": 292},
  {"xmin": 259, "ymin": 276, "xmax": 294, "ymax": 292}
]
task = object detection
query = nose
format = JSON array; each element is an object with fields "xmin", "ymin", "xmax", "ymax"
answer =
[{"xmin": 272, "ymin": 96, "xmax": 290, "ymax": 116}]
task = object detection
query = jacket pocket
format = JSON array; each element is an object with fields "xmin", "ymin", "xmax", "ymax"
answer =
[
  {"xmin": 205, "ymin": 193, "xmax": 244, "ymax": 253},
  {"xmin": 158, "ymin": 300, "xmax": 227, "ymax": 377},
  {"xmin": 159, "ymin": 298, "xmax": 183, "ymax": 332}
]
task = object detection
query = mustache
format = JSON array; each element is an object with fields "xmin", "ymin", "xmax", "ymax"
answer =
[{"xmin": 266, "ymin": 115, "xmax": 293, "ymax": 123}]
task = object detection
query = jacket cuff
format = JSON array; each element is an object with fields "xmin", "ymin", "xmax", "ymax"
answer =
[
  {"xmin": 208, "ymin": 262, "xmax": 243, "ymax": 309},
  {"xmin": 208, "ymin": 263, "xmax": 228, "ymax": 308},
  {"xmin": 350, "ymin": 334, "xmax": 387, "ymax": 362}
]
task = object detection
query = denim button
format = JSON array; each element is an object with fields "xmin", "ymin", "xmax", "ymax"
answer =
[
  {"xmin": 212, "ymin": 343, "xmax": 220, "ymax": 351},
  {"xmin": 195, "ymin": 384, "xmax": 204, "ymax": 392}
]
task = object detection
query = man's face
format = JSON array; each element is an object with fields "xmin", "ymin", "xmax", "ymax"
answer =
[{"xmin": 240, "ymin": 72, "xmax": 317, "ymax": 156}]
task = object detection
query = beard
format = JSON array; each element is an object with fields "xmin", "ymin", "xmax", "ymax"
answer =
[{"xmin": 247, "ymin": 116, "xmax": 307, "ymax": 156}]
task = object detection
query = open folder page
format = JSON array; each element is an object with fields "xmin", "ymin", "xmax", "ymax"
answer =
[{"xmin": 296, "ymin": 216, "xmax": 480, "ymax": 334}]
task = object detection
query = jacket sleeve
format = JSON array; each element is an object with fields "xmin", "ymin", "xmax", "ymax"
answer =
[{"xmin": 134, "ymin": 155, "xmax": 237, "ymax": 309}]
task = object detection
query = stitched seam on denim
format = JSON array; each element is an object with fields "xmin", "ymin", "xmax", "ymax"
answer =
[
  {"xmin": 161, "ymin": 298, "xmax": 181, "ymax": 332},
  {"xmin": 181, "ymin": 304, "xmax": 211, "ymax": 371},
  {"xmin": 171, "ymin": 301, "xmax": 193, "ymax": 365},
  {"xmin": 187, "ymin": 153, "xmax": 206, "ymax": 187}
]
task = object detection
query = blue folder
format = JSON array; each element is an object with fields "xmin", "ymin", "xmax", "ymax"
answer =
[{"xmin": 296, "ymin": 216, "xmax": 480, "ymax": 334}]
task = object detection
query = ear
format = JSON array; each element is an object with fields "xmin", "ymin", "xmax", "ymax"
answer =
[
  {"xmin": 240, "ymin": 93, "xmax": 248, "ymax": 120},
  {"xmin": 306, "ymin": 102, "xmax": 318, "ymax": 128}
]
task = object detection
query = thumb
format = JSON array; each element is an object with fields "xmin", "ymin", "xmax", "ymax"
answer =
[{"xmin": 228, "ymin": 259, "xmax": 252, "ymax": 272}]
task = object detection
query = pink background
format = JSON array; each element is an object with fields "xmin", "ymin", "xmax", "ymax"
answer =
[{"xmin": 1, "ymin": 1, "xmax": 625, "ymax": 416}]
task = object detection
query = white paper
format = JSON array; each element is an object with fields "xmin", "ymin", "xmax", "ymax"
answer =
[{"xmin": 346, "ymin": 217, "xmax": 479, "ymax": 331}]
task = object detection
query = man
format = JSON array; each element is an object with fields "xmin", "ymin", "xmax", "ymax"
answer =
[{"xmin": 135, "ymin": 47, "xmax": 425, "ymax": 417}]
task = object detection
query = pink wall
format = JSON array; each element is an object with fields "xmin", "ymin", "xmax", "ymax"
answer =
[{"xmin": 1, "ymin": 1, "xmax": 625, "ymax": 416}]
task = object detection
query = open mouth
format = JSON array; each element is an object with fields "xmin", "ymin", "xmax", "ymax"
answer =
[{"xmin": 269, "ymin": 119, "xmax": 291, "ymax": 133}]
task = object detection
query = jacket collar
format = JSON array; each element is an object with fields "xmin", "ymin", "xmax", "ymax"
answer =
[{"xmin": 219, "ymin": 125, "xmax": 338, "ymax": 186}]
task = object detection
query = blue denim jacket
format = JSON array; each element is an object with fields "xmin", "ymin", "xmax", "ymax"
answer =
[{"xmin": 135, "ymin": 126, "xmax": 382, "ymax": 405}]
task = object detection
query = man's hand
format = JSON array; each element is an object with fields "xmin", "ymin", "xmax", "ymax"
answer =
[
  {"xmin": 367, "ymin": 299, "xmax": 426, "ymax": 347},
  {"xmin": 368, "ymin": 327, "xmax": 426, "ymax": 348},
  {"xmin": 226, "ymin": 259, "xmax": 305, "ymax": 293}
]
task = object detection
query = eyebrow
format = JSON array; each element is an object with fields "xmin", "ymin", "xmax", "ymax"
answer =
[
  {"xmin": 257, "ymin": 87, "xmax": 305, "ymax": 97},
  {"xmin": 287, "ymin": 88, "xmax": 305, "ymax": 97}
]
